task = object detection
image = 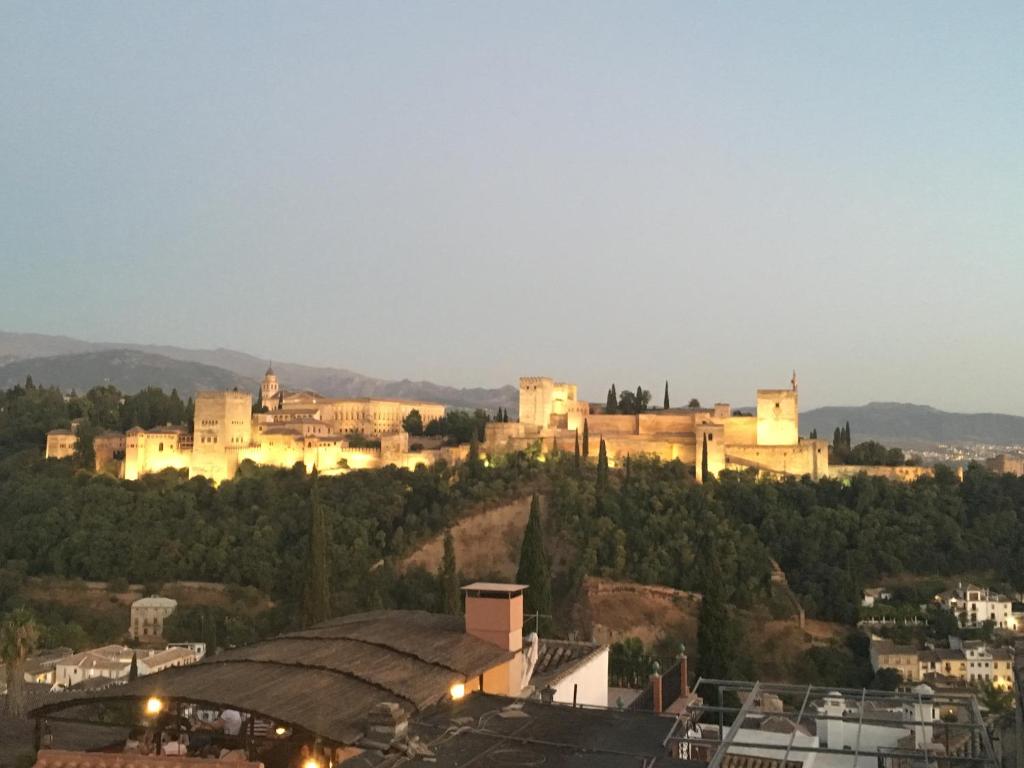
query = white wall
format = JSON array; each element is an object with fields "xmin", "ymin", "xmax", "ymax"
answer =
[{"xmin": 548, "ymin": 647, "xmax": 609, "ymax": 708}]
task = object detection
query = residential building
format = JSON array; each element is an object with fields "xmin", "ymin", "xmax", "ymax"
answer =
[
  {"xmin": 129, "ymin": 595, "xmax": 178, "ymax": 641},
  {"xmin": 937, "ymin": 583, "xmax": 1016, "ymax": 629}
]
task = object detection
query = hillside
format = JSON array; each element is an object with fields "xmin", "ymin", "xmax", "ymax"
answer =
[
  {"xmin": 0, "ymin": 349, "xmax": 256, "ymax": 396},
  {"xmin": 0, "ymin": 330, "xmax": 517, "ymax": 410},
  {"xmin": 803, "ymin": 402, "xmax": 1024, "ymax": 447}
]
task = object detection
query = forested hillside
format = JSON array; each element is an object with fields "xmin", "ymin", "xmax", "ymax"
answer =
[{"xmin": 2, "ymin": 378, "xmax": 1024, "ymax": 666}]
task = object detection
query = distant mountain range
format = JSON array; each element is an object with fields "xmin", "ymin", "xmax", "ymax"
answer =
[
  {"xmin": 3, "ymin": 332, "xmax": 1023, "ymax": 447},
  {"xmin": 0, "ymin": 331, "xmax": 517, "ymax": 411},
  {"xmin": 802, "ymin": 402, "xmax": 1024, "ymax": 448}
]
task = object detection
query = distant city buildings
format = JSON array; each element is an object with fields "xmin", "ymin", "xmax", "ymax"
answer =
[{"xmin": 870, "ymin": 637, "xmax": 1014, "ymax": 690}]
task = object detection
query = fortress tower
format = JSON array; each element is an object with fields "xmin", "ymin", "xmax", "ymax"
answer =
[
  {"xmin": 190, "ymin": 390, "xmax": 253, "ymax": 481},
  {"xmin": 755, "ymin": 375, "xmax": 799, "ymax": 446}
]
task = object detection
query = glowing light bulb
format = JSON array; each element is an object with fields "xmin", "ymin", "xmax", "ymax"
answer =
[
  {"xmin": 145, "ymin": 697, "xmax": 163, "ymax": 716},
  {"xmin": 450, "ymin": 682, "xmax": 466, "ymax": 700}
]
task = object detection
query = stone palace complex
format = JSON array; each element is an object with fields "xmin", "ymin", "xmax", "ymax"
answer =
[
  {"xmin": 46, "ymin": 366, "xmax": 455, "ymax": 483},
  {"xmin": 486, "ymin": 373, "xmax": 831, "ymax": 481},
  {"xmin": 46, "ymin": 368, "xmax": 934, "ymax": 483}
]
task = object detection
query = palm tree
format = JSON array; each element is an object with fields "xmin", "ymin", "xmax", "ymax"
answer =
[{"xmin": 1, "ymin": 609, "xmax": 40, "ymax": 717}]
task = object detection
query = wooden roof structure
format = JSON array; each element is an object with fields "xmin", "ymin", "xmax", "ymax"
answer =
[{"xmin": 29, "ymin": 610, "xmax": 513, "ymax": 746}]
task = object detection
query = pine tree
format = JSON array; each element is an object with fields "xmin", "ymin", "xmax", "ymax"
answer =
[
  {"xmin": 582, "ymin": 419, "xmax": 590, "ymax": 458},
  {"xmin": 128, "ymin": 652, "xmax": 139, "ymax": 681},
  {"xmin": 302, "ymin": 476, "xmax": 332, "ymax": 627},
  {"xmin": 606, "ymin": 385, "xmax": 618, "ymax": 414},
  {"xmin": 701, "ymin": 433, "xmax": 710, "ymax": 483},
  {"xmin": 516, "ymin": 494, "xmax": 551, "ymax": 633},
  {"xmin": 440, "ymin": 529, "xmax": 460, "ymax": 615},
  {"xmin": 596, "ymin": 438, "xmax": 609, "ymax": 492},
  {"xmin": 664, "ymin": 381, "xmax": 670, "ymax": 410}
]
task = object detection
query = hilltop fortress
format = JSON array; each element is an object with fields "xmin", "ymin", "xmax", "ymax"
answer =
[
  {"xmin": 486, "ymin": 374, "xmax": 830, "ymax": 480},
  {"xmin": 46, "ymin": 367, "xmax": 935, "ymax": 483},
  {"xmin": 46, "ymin": 367, "xmax": 456, "ymax": 482}
]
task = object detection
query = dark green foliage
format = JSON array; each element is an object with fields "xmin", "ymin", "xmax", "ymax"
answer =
[
  {"xmin": 582, "ymin": 419, "xmax": 589, "ymax": 458},
  {"xmin": 302, "ymin": 478, "xmax": 332, "ymax": 627},
  {"xmin": 596, "ymin": 438, "xmax": 609, "ymax": 493},
  {"xmin": 700, "ymin": 433, "xmax": 709, "ymax": 483},
  {"xmin": 440, "ymin": 529, "xmax": 460, "ymax": 615},
  {"xmin": 128, "ymin": 652, "xmax": 138, "ymax": 681},
  {"xmin": 663, "ymin": 381, "xmax": 670, "ymax": 410},
  {"xmin": 574, "ymin": 430, "xmax": 581, "ymax": 470},
  {"xmin": 616, "ymin": 386, "xmax": 651, "ymax": 414},
  {"xmin": 696, "ymin": 555, "xmax": 739, "ymax": 681},
  {"xmin": 424, "ymin": 409, "xmax": 490, "ymax": 445},
  {"xmin": 871, "ymin": 667, "xmax": 901, "ymax": 690},
  {"xmin": 516, "ymin": 494, "xmax": 551, "ymax": 632},
  {"xmin": 403, "ymin": 409, "xmax": 424, "ymax": 436},
  {"xmin": 609, "ymin": 637, "xmax": 654, "ymax": 687},
  {"xmin": 606, "ymin": 385, "xmax": 617, "ymax": 414},
  {"xmin": 688, "ymin": 398, "xmax": 700, "ymax": 408}
]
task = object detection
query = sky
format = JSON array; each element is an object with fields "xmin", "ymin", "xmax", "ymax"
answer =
[{"xmin": 1, "ymin": 2, "xmax": 1022, "ymax": 413}]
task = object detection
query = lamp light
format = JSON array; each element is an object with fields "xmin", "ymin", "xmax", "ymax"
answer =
[
  {"xmin": 450, "ymin": 682, "xmax": 466, "ymax": 700},
  {"xmin": 145, "ymin": 696, "xmax": 163, "ymax": 716}
]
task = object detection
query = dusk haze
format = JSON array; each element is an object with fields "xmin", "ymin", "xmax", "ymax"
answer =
[{"xmin": 2, "ymin": 4, "xmax": 1024, "ymax": 767}]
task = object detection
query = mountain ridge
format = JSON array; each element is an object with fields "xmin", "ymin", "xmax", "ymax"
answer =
[{"xmin": 0, "ymin": 331, "xmax": 517, "ymax": 411}]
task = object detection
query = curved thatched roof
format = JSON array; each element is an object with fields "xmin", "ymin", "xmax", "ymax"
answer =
[{"xmin": 29, "ymin": 611, "xmax": 512, "ymax": 746}]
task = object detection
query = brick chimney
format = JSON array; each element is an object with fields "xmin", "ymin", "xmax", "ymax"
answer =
[
  {"xmin": 462, "ymin": 583, "xmax": 528, "ymax": 696},
  {"xmin": 462, "ymin": 583, "xmax": 527, "ymax": 652}
]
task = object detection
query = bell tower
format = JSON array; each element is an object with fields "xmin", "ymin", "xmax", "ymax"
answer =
[{"xmin": 261, "ymin": 363, "xmax": 279, "ymax": 406}]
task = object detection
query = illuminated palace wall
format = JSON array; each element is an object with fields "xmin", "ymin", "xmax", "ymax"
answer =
[
  {"xmin": 46, "ymin": 371, "xmax": 454, "ymax": 483},
  {"xmin": 488, "ymin": 375, "xmax": 829, "ymax": 481}
]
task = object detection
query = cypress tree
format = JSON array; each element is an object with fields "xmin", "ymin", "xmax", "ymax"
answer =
[
  {"xmin": 276, "ymin": 391, "xmax": 284, "ymax": 411},
  {"xmin": 516, "ymin": 494, "xmax": 551, "ymax": 633},
  {"xmin": 574, "ymin": 429, "xmax": 581, "ymax": 470},
  {"xmin": 696, "ymin": 556, "xmax": 739, "ymax": 683},
  {"xmin": 833, "ymin": 427, "xmax": 842, "ymax": 451},
  {"xmin": 664, "ymin": 381, "xmax": 670, "ymax": 410},
  {"xmin": 636, "ymin": 385, "xmax": 645, "ymax": 413},
  {"xmin": 440, "ymin": 529, "xmax": 460, "ymax": 615},
  {"xmin": 468, "ymin": 429, "xmax": 481, "ymax": 476},
  {"xmin": 128, "ymin": 652, "xmax": 139, "ymax": 681},
  {"xmin": 582, "ymin": 419, "xmax": 590, "ymax": 458},
  {"xmin": 302, "ymin": 476, "xmax": 332, "ymax": 627},
  {"xmin": 596, "ymin": 438, "xmax": 609, "ymax": 492},
  {"xmin": 606, "ymin": 385, "xmax": 618, "ymax": 414},
  {"xmin": 701, "ymin": 433, "xmax": 710, "ymax": 483},
  {"xmin": 844, "ymin": 421, "xmax": 852, "ymax": 450}
]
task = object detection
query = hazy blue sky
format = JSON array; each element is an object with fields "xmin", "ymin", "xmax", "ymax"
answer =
[{"xmin": 2, "ymin": 2, "xmax": 1022, "ymax": 412}]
